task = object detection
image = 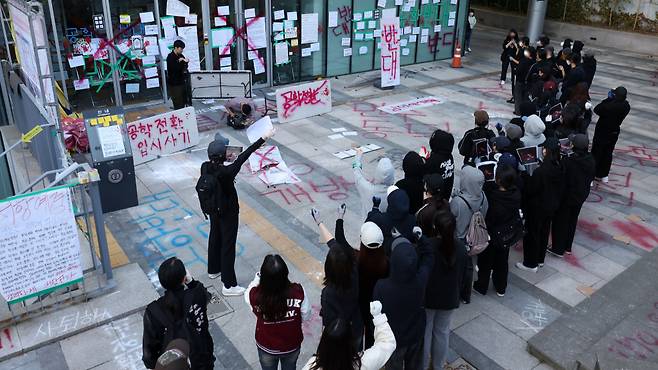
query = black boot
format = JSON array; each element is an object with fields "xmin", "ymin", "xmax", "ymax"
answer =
[{"xmin": 507, "ymin": 98, "xmax": 515, "ymax": 104}]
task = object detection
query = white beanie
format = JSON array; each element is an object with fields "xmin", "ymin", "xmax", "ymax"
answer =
[{"xmin": 360, "ymin": 222, "xmax": 384, "ymax": 249}]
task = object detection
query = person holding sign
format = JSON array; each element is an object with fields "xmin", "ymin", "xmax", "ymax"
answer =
[
  {"xmin": 202, "ymin": 127, "xmax": 275, "ymax": 296},
  {"xmin": 166, "ymin": 40, "xmax": 189, "ymax": 110}
]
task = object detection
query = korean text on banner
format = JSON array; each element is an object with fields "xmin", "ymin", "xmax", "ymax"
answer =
[
  {"xmin": 275, "ymin": 79, "xmax": 332, "ymax": 123},
  {"xmin": 0, "ymin": 186, "xmax": 83, "ymax": 304},
  {"xmin": 380, "ymin": 16, "xmax": 400, "ymax": 88},
  {"xmin": 127, "ymin": 107, "xmax": 199, "ymax": 165},
  {"xmin": 377, "ymin": 96, "xmax": 444, "ymax": 114}
]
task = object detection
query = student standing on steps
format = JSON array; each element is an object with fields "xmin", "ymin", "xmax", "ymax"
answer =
[{"xmin": 202, "ymin": 127, "xmax": 275, "ymax": 296}]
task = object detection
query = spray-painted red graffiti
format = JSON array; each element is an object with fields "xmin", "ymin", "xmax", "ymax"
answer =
[
  {"xmin": 607, "ymin": 302, "xmax": 658, "ymax": 360},
  {"xmin": 352, "ymin": 102, "xmax": 444, "ymax": 139},
  {"xmin": 0, "ymin": 328, "xmax": 14, "ymax": 350},
  {"xmin": 331, "ymin": 6, "xmax": 352, "ymax": 37},
  {"xmin": 611, "ymin": 220, "xmax": 658, "ymax": 251},
  {"xmin": 280, "ymin": 80, "xmax": 330, "ymax": 119},
  {"xmin": 587, "ymin": 170, "xmax": 635, "ymax": 207}
]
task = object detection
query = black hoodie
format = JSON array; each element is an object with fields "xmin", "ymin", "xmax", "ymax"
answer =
[
  {"xmin": 425, "ymin": 237, "xmax": 467, "ymax": 310},
  {"xmin": 424, "ymin": 130, "xmax": 455, "ymax": 201},
  {"xmin": 484, "ymin": 186, "xmax": 522, "ymax": 232},
  {"xmin": 523, "ymin": 158, "xmax": 565, "ymax": 214},
  {"xmin": 593, "ymin": 97, "xmax": 630, "ymax": 137},
  {"xmin": 373, "ymin": 236, "xmax": 434, "ymax": 347},
  {"xmin": 561, "ymin": 151, "xmax": 595, "ymax": 206},
  {"xmin": 396, "ymin": 152, "xmax": 426, "ymax": 214},
  {"xmin": 376, "ymin": 189, "xmax": 418, "ymax": 255}
]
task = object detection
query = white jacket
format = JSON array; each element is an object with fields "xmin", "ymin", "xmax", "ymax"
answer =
[
  {"xmin": 301, "ymin": 311, "xmax": 396, "ymax": 370},
  {"xmin": 353, "ymin": 152, "xmax": 395, "ymax": 220},
  {"xmin": 468, "ymin": 15, "xmax": 477, "ymax": 30}
]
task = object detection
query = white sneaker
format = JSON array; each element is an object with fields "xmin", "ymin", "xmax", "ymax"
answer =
[
  {"xmin": 208, "ymin": 273, "xmax": 221, "ymax": 279},
  {"xmin": 539, "ymin": 263, "xmax": 544, "ymax": 268},
  {"xmin": 515, "ymin": 262, "xmax": 538, "ymax": 273},
  {"xmin": 500, "ymin": 80, "xmax": 506, "ymax": 86},
  {"xmin": 222, "ymin": 285, "xmax": 246, "ymax": 296},
  {"xmin": 602, "ymin": 176, "xmax": 609, "ymax": 183},
  {"xmin": 467, "ymin": 47, "xmax": 472, "ymax": 52}
]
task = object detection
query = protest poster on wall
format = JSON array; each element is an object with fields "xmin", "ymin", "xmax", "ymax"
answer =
[
  {"xmin": 127, "ymin": 107, "xmax": 200, "ymax": 165},
  {"xmin": 0, "ymin": 186, "xmax": 83, "ymax": 304},
  {"xmin": 380, "ymin": 16, "xmax": 400, "ymax": 88},
  {"xmin": 275, "ymin": 79, "xmax": 332, "ymax": 123}
]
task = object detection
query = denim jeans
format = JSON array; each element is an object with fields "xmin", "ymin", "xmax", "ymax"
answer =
[
  {"xmin": 257, "ymin": 348, "xmax": 300, "ymax": 370},
  {"xmin": 423, "ymin": 309, "xmax": 454, "ymax": 370}
]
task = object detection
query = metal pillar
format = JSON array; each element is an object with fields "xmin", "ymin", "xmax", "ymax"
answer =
[
  {"xmin": 201, "ymin": 0, "xmax": 212, "ymax": 70},
  {"xmin": 89, "ymin": 181, "xmax": 114, "ymax": 282},
  {"xmin": 526, "ymin": 0, "xmax": 548, "ymax": 45}
]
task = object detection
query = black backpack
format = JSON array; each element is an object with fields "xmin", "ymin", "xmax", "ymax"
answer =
[
  {"xmin": 196, "ymin": 162, "xmax": 222, "ymax": 218},
  {"xmin": 147, "ymin": 298, "xmax": 191, "ymax": 360}
]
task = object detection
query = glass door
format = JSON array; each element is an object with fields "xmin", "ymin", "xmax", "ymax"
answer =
[
  {"xmin": 109, "ymin": 0, "xmax": 165, "ymax": 106},
  {"xmin": 399, "ymin": 0, "xmax": 419, "ymax": 66},
  {"xmin": 416, "ymin": 0, "xmax": 440, "ymax": 63},
  {"xmin": 350, "ymin": 0, "xmax": 376, "ymax": 73},
  {"xmin": 326, "ymin": 0, "xmax": 351, "ymax": 77},
  {"xmin": 270, "ymin": 0, "xmax": 298, "ymax": 85},
  {"xmin": 58, "ymin": 0, "xmax": 118, "ymax": 109},
  {"xmin": 240, "ymin": 0, "xmax": 269, "ymax": 85},
  {"xmin": 209, "ymin": 0, "xmax": 238, "ymax": 70}
]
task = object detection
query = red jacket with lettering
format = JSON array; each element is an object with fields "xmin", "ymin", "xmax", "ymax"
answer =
[{"xmin": 247, "ymin": 281, "xmax": 309, "ymax": 355}]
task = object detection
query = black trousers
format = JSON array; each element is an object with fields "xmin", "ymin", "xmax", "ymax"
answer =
[
  {"xmin": 591, "ymin": 131, "xmax": 620, "ymax": 178},
  {"xmin": 383, "ymin": 337, "xmax": 424, "ymax": 370},
  {"xmin": 551, "ymin": 202, "xmax": 584, "ymax": 255},
  {"xmin": 169, "ymin": 84, "xmax": 186, "ymax": 110},
  {"xmin": 208, "ymin": 212, "xmax": 239, "ymax": 288},
  {"xmin": 474, "ymin": 243, "xmax": 510, "ymax": 295},
  {"xmin": 522, "ymin": 209, "xmax": 553, "ymax": 268},
  {"xmin": 460, "ymin": 254, "xmax": 474, "ymax": 303},
  {"xmin": 501, "ymin": 58, "xmax": 510, "ymax": 82},
  {"xmin": 514, "ymin": 82, "xmax": 528, "ymax": 114}
]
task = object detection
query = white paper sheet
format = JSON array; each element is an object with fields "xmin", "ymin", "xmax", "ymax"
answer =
[
  {"xmin": 310, "ymin": 42, "xmax": 320, "ymax": 51},
  {"xmin": 359, "ymin": 46, "xmax": 368, "ymax": 54},
  {"xmin": 378, "ymin": 0, "xmax": 387, "ymax": 7},
  {"xmin": 402, "ymin": 48, "xmax": 410, "ymax": 56},
  {"xmin": 214, "ymin": 17, "xmax": 226, "ymax": 27},
  {"xmin": 247, "ymin": 17, "xmax": 267, "ymax": 49},
  {"xmin": 275, "ymin": 42, "xmax": 289, "ymax": 65},
  {"xmin": 287, "ymin": 11, "xmax": 297, "ymax": 21},
  {"xmin": 211, "ymin": 28, "xmax": 234, "ymax": 48},
  {"xmin": 244, "ymin": 8, "xmax": 256, "ymax": 18},
  {"xmin": 185, "ymin": 14, "xmax": 197, "ymax": 24},
  {"xmin": 368, "ymin": 20, "xmax": 377, "ymax": 29},
  {"xmin": 395, "ymin": 0, "xmax": 404, "ymax": 4},
  {"xmin": 434, "ymin": 24, "xmax": 442, "ymax": 32},
  {"xmin": 343, "ymin": 48, "xmax": 352, "ymax": 57},
  {"xmin": 328, "ymin": 11, "xmax": 338, "ymax": 27},
  {"xmin": 166, "ymin": 0, "xmax": 189, "ymax": 17},
  {"xmin": 73, "ymin": 79, "xmax": 89, "ymax": 90},
  {"xmin": 98, "ymin": 125, "xmax": 126, "ymax": 157},
  {"xmin": 146, "ymin": 77, "xmax": 160, "ymax": 89},
  {"xmin": 218, "ymin": 6, "xmax": 230, "ymax": 15},
  {"xmin": 68, "ymin": 55, "xmax": 84, "ymax": 68},
  {"xmin": 301, "ymin": 48, "xmax": 311, "ymax": 57},
  {"xmin": 273, "ymin": 22, "xmax": 283, "ymax": 31},
  {"xmin": 301, "ymin": 13, "xmax": 318, "ymax": 44},
  {"xmin": 356, "ymin": 21, "xmax": 365, "ymax": 30},
  {"xmin": 409, "ymin": 35, "xmax": 417, "ymax": 42},
  {"xmin": 246, "ymin": 115, "xmax": 273, "ymax": 143},
  {"xmin": 140, "ymin": 12, "xmax": 155, "ymax": 23},
  {"xmin": 412, "ymin": 27, "xmax": 420, "ymax": 34},
  {"xmin": 420, "ymin": 35, "xmax": 428, "ymax": 43},
  {"xmin": 126, "ymin": 83, "xmax": 139, "ymax": 94},
  {"xmin": 274, "ymin": 9, "xmax": 285, "ymax": 20},
  {"xmin": 449, "ymin": 11, "xmax": 456, "ymax": 18},
  {"xmin": 341, "ymin": 37, "xmax": 351, "ymax": 46},
  {"xmin": 220, "ymin": 57, "xmax": 232, "ymax": 66},
  {"xmin": 247, "ymin": 50, "xmax": 259, "ymax": 60},
  {"xmin": 146, "ymin": 46, "xmax": 159, "ymax": 56},
  {"xmin": 448, "ymin": 19, "xmax": 455, "ymax": 26},
  {"xmin": 374, "ymin": 29, "xmax": 382, "ymax": 37},
  {"xmin": 253, "ymin": 58, "xmax": 265, "ymax": 75},
  {"xmin": 353, "ymin": 13, "xmax": 362, "ymax": 21},
  {"xmin": 144, "ymin": 25, "xmax": 158, "ymax": 35},
  {"xmin": 144, "ymin": 67, "xmax": 158, "ymax": 78},
  {"xmin": 404, "ymin": 26, "xmax": 411, "ymax": 34},
  {"xmin": 355, "ymin": 33, "xmax": 364, "ymax": 40},
  {"xmin": 451, "ymin": 0, "xmax": 458, "ymax": 4},
  {"xmin": 364, "ymin": 11, "xmax": 373, "ymax": 19},
  {"xmin": 421, "ymin": 28, "xmax": 429, "ymax": 36},
  {"xmin": 328, "ymin": 133, "xmax": 344, "ymax": 140},
  {"xmin": 400, "ymin": 38, "xmax": 408, "ymax": 46}
]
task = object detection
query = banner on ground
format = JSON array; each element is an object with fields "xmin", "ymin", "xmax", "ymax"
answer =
[
  {"xmin": 0, "ymin": 186, "xmax": 83, "ymax": 304},
  {"xmin": 127, "ymin": 107, "xmax": 200, "ymax": 165},
  {"xmin": 276, "ymin": 79, "xmax": 332, "ymax": 123},
  {"xmin": 377, "ymin": 96, "xmax": 443, "ymax": 114},
  {"xmin": 380, "ymin": 16, "xmax": 400, "ymax": 88}
]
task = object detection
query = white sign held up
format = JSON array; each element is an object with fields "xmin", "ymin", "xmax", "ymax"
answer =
[
  {"xmin": 275, "ymin": 79, "xmax": 332, "ymax": 123},
  {"xmin": 127, "ymin": 107, "xmax": 199, "ymax": 165}
]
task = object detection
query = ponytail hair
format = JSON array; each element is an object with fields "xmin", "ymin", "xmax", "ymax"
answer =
[{"xmin": 158, "ymin": 257, "xmax": 186, "ymax": 318}]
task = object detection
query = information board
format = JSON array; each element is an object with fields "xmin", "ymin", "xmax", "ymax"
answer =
[
  {"xmin": 127, "ymin": 107, "xmax": 200, "ymax": 165},
  {"xmin": 275, "ymin": 79, "xmax": 332, "ymax": 123},
  {"xmin": 0, "ymin": 186, "xmax": 83, "ymax": 304}
]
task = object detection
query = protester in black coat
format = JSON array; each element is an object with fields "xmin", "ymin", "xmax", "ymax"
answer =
[
  {"xmin": 424, "ymin": 129, "xmax": 455, "ymax": 201},
  {"xmin": 396, "ymin": 151, "xmax": 426, "ymax": 215},
  {"xmin": 591, "ymin": 86, "xmax": 631, "ymax": 181},
  {"xmin": 550, "ymin": 134, "xmax": 595, "ymax": 256},
  {"xmin": 517, "ymin": 139, "xmax": 565, "ymax": 271},
  {"xmin": 560, "ymin": 54, "xmax": 587, "ymax": 103},
  {"xmin": 514, "ymin": 47, "xmax": 537, "ymax": 114},
  {"xmin": 473, "ymin": 165, "xmax": 522, "ymax": 296},
  {"xmin": 143, "ymin": 258, "xmax": 214, "ymax": 369},
  {"xmin": 582, "ymin": 53, "xmax": 597, "ymax": 87},
  {"xmin": 500, "ymin": 29, "xmax": 520, "ymax": 85},
  {"xmin": 459, "ymin": 110, "xmax": 496, "ymax": 166},
  {"xmin": 204, "ymin": 128, "xmax": 274, "ymax": 292},
  {"xmin": 374, "ymin": 233, "xmax": 434, "ymax": 370}
]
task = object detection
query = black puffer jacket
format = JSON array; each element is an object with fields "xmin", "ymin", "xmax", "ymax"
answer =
[
  {"xmin": 523, "ymin": 158, "xmax": 565, "ymax": 214},
  {"xmin": 424, "ymin": 130, "xmax": 455, "ymax": 201},
  {"xmin": 484, "ymin": 186, "xmax": 522, "ymax": 238},
  {"xmin": 424, "ymin": 237, "xmax": 467, "ymax": 310},
  {"xmin": 396, "ymin": 152, "xmax": 426, "ymax": 214}
]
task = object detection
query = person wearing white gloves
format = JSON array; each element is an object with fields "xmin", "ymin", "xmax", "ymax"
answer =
[
  {"xmin": 302, "ymin": 301, "xmax": 396, "ymax": 370},
  {"xmin": 352, "ymin": 148, "xmax": 395, "ymax": 220}
]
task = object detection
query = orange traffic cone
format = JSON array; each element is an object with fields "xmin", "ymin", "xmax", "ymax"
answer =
[{"xmin": 451, "ymin": 39, "xmax": 463, "ymax": 68}]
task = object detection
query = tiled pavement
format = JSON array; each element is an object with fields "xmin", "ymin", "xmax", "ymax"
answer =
[{"xmin": 2, "ymin": 25, "xmax": 657, "ymax": 369}]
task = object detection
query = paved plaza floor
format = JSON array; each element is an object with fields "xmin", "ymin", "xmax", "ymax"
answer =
[{"xmin": 1, "ymin": 25, "xmax": 657, "ymax": 370}]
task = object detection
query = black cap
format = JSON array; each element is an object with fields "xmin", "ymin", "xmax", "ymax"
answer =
[{"xmin": 613, "ymin": 86, "xmax": 627, "ymax": 100}]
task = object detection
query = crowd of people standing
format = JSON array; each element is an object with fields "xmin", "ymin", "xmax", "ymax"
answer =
[{"xmin": 141, "ymin": 28, "xmax": 631, "ymax": 370}]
